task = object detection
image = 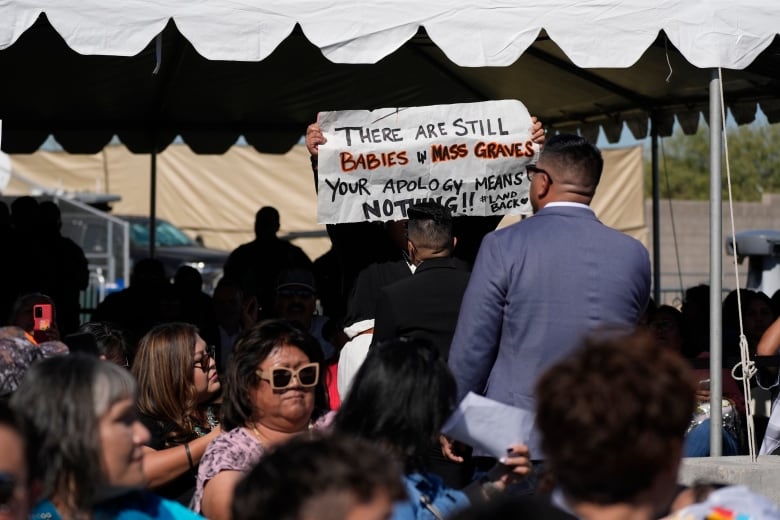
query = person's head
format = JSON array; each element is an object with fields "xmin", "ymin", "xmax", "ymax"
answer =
[
  {"xmin": 221, "ymin": 319, "xmax": 326, "ymax": 432},
  {"xmin": 535, "ymin": 332, "xmax": 696, "ymax": 516},
  {"xmin": 528, "ymin": 133, "xmax": 603, "ymax": 212},
  {"xmin": 9, "ymin": 197, "xmax": 39, "ymax": 234},
  {"xmin": 232, "ymin": 434, "xmax": 405, "ymax": 520},
  {"xmin": 254, "ymin": 206, "xmax": 280, "ymax": 239},
  {"xmin": 649, "ymin": 305, "xmax": 684, "ymax": 353},
  {"xmin": 77, "ymin": 322, "xmax": 130, "ymax": 368},
  {"xmin": 8, "ymin": 293, "xmax": 58, "ymax": 341},
  {"xmin": 406, "ymin": 202, "xmax": 455, "ymax": 264},
  {"xmin": 384, "ymin": 219, "xmax": 409, "ymax": 253},
  {"xmin": 681, "ymin": 284, "xmax": 710, "ymax": 357},
  {"xmin": 743, "ymin": 291, "xmax": 775, "ymax": 347},
  {"xmin": 173, "ymin": 265, "xmax": 203, "ymax": 294},
  {"xmin": 275, "ymin": 269, "xmax": 318, "ymax": 329},
  {"xmin": 719, "ymin": 286, "xmax": 775, "ymax": 364},
  {"xmin": 0, "ymin": 401, "xmax": 36, "ymax": 520},
  {"xmin": 11, "ymin": 355, "xmax": 149, "ymax": 514},
  {"xmin": 129, "ymin": 258, "xmax": 167, "ymax": 289},
  {"xmin": 133, "ymin": 323, "xmax": 219, "ymax": 442},
  {"xmin": 38, "ymin": 201, "xmax": 62, "ymax": 236},
  {"xmin": 213, "ymin": 277, "xmax": 245, "ymax": 330},
  {"xmin": 334, "ymin": 337, "xmax": 457, "ymax": 471}
]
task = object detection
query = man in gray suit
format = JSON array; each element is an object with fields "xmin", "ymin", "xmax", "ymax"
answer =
[{"xmin": 448, "ymin": 134, "xmax": 651, "ymax": 460}]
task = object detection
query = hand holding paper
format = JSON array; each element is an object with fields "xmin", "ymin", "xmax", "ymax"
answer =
[{"xmin": 441, "ymin": 391, "xmax": 536, "ymax": 460}]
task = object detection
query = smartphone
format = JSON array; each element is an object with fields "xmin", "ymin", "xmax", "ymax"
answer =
[{"xmin": 33, "ymin": 304, "xmax": 53, "ymax": 331}]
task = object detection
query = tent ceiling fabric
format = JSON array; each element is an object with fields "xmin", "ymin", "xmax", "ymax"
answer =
[{"xmin": 1, "ymin": 3, "xmax": 779, "ymax": 154}]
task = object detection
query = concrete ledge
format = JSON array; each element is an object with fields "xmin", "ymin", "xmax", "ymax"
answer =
[{"xmin": 679, "ymin": 456, "xmax": 780, "ymax": 504}]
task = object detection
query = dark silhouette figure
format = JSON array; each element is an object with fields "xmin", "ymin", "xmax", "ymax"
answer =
[
  {"xmin": 223, "ymin": 207, "xmax": 312, "ymax": 318},
  {"xmin": 92, "ymin": 258, "xmax": 170, "ymax": 353},
  {"xmin": 173, "ymin": 266, "xmax": 218, "ymax": 348},
  {"xmin": 38, "ymin": 201, "xmax": 89, "ymax": 335}
]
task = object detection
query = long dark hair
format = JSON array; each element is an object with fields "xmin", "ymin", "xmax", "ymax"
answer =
[
  {"xmin": 11, "ymin": 354, "xmax": 137, "ymax": 512},
  {"xmin": 221, "ymin": 319, "xmax": 327, "ymax": 431},
  {"xmin": 133, "ymin": 322, "xmax": 202, "ymax": 445},
  {"xmin": 334, "ymin": 337, "xmax": 457, "ymax": 472}
]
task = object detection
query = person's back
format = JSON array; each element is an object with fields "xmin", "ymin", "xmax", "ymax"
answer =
[
  {"xmin": 464, "ymin": 207, "xmax": 649, "ymax": 408},
  {"xmin": 449, "ymin": 134, "xmax": 651, "ymax": 459},
  {"xmin": 372, "ymin": 202, "xmax": 471, "ymax": 360},
  {"xmin": 38, "ymin": 201, "xmax": 89, "ymax": 335}
]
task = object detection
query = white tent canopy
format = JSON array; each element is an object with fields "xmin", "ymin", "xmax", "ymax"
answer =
[
  {"xmin": 1, "ymin": 2, "xmax": 779, "ymax": 153},
  {"xmin": 2, "ymin": 1, "xmax": 778, "ymax": 67}
]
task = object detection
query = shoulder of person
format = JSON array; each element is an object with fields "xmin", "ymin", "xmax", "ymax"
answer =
[{"xmin": 395, "ymin": 472, "xmax": 469, "ymax": 520}]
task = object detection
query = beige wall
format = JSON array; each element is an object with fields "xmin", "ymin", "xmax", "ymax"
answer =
[{"xmin": 7, "ymin": 144, "xmax": 646, "ymax": 263}]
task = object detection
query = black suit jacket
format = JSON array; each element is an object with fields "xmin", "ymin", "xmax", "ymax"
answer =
[{"xmin": 372, "ymin": 257, "xmax": 470, "ymax": 360}]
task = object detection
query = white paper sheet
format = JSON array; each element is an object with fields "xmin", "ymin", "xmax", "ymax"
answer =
[{"xmin": 441, "ymin": 391, "xmax": 536, "ymax": 459}]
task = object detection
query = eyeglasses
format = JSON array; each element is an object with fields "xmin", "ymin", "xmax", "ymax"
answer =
[
  {"xmin": 256, "ymin": 362, "xmax": 319, "ymax": 390},
  {"xmin": 0, "ymin": 472, "xmax": 17, "ymax": 509},
  {"xmin": 193, "ymin": 345, "xmax": 216, "ymax": 372},
  {"xmin": 525, "ymin": 163, "xmax": 550, "ymax": 183}
]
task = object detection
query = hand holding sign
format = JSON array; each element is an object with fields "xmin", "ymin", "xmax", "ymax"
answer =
[{"xmin": 316, "ymin": 100, "xmax": 540, "ymax": 224}]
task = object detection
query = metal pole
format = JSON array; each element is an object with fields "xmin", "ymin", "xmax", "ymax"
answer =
[
  {"xmin": 709, "ymin": 69, "xmax": 723, "ymax": 456},
  {"xmin": 150, "ymin": 148, "xmax": 157, "ymax": 259},
  {"xmin": 651, "ymin": 116, "xmax": 661, "ymax": 304}
]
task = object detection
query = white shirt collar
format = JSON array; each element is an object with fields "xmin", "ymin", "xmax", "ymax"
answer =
[{"xmin": 544, "ymin": 201, "xmax": 593, "ymax": 212}]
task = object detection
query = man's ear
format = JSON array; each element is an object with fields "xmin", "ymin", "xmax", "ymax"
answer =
[
  {"xmin": 452, "ymin": 236, "xmax": 458, "ymax": 251},
  {"xmin": 536, "ymin": 173, "xmax": 552, "ymax": 199}
]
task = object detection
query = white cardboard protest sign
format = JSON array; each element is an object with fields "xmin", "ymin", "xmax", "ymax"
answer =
[{"xmin": 317, "ymin": 100, "xmax": 538, "ymax": 224}]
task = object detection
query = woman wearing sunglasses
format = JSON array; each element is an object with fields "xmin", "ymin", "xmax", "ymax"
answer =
[
  {"xmin": 12, "ymin": 355, "xmax": 203, "ymax": 519},
  {"xmin": 193, "ymin": 319, "xmax": 330, "ymax": 520},
  {"xmin": 132, "ymin": 322, "xmax": 223, "ymax": 504}
]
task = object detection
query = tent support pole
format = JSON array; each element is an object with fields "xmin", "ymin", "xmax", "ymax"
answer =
[
  {"xmin": 709, "ymin": 68, "xmax": 723, "ymax": 456},
  {"xmin": 651, "ymin": 115, "xmax": 660, "ymax": 304},
  {"xmin": 150, "ymin": 148, "xmax": 157, "ymax": 259}
]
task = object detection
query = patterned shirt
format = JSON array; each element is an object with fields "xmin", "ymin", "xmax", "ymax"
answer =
[{"xmin": 191, "ymin": 412, "xmax": 334, "ymax": 512}]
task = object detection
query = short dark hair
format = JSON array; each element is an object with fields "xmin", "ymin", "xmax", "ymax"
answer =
[
  {"xmin": 78, "ymin": 321, "xmax": 129, "ymax": 367},
  {"xmin": 539, "ymin": 134, "xmax": 603, "ymax": 196},
  {"xmin": 255, "ymin": 206, "xmax": 280, "ymax": 236},
  {"xmin": 535, "ymin": 332, "xmax": 695, "ymax": 505},
  {"xmin": 232, "ymin": 434, "xmax": 405, "ymax": 520},
  {"xmin": 220, "ymin": 319, "xmax": 327, "ymax": 431},
  {"xmin": 334, "ymin": 337, "xmax": 457, "ymax": 471},
  {"xmin": 407, "ymin": 201, "xmax": 453, "ymax": 252}
]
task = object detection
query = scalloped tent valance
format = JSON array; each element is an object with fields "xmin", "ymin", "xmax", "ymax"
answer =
[{"xmin": 1, "ymin": 2, "xmax": 779, "ymax": 153}]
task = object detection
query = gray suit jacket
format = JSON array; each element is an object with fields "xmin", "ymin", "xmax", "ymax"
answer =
[{"xmin": 448, "ymin": 205, "xmax": 651, "ymax": 455}]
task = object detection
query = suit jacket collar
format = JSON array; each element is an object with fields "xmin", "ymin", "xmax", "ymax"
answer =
[{"xmin": 414, "ymin": 256, "xmax": 462, "ymax": 274}]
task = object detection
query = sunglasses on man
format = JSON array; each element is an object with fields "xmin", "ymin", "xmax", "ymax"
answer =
[{"xmin": 256, "ymin": 363, "xmax": 319, "ymax": 390}]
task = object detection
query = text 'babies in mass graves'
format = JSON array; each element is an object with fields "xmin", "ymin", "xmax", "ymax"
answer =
[{"xmin": 333, "ymin": 117, "xmax": 534, "ymax": 173}]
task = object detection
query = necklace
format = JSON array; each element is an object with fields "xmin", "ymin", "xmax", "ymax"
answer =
[{"xmin": 193, "ymin": 405, "xmax": 218, "ymax": 438}]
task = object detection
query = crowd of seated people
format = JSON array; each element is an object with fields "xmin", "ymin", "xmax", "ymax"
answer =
[{"xmin": 4, "ymin": 190, "xmax": 780, "ymax": 517}]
